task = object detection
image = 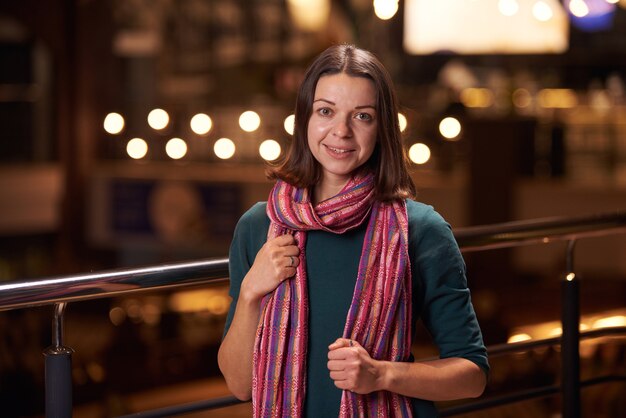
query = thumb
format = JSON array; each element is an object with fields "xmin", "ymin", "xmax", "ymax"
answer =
[{"xmin": 328, "ymin": 338, "xmax": 354, "ymax": 350}]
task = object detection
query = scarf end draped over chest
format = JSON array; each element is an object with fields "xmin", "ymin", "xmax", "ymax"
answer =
[{"xmin": 253, "ymin": 173, "xmax": 414, "ymax": 417}]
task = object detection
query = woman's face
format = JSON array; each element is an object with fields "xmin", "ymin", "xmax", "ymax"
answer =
[{"xmin": 307, "ymin": 73, "xmax": 378, "ymax": 188}]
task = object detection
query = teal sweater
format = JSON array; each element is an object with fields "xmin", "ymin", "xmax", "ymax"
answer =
[{"xmin": 224, "ymin": 200, "xmax": 489, "ymax": 417}]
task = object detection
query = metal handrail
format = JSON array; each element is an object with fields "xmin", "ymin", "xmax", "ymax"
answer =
[
  {"xmin": 455, "ymin": 210, "xmax": 626, "ymax": 251},
  {"xmin": 440, "ymin": 374, "xmax": 626, "ymax": 417},
  {"xmin": 0, "ymin": 258, "xmax": 229, "ymax": 312},
  {"xmin": 1, "ymin": 211, "xmax": 625, "ymax": 311}
]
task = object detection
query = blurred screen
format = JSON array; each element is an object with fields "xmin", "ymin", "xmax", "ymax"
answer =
[{"xmin": 404, "ymin": 0, "xmax": 569, "ymax": 55}]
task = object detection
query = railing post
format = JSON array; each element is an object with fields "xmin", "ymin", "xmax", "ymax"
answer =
[
  {"xmin": 561, "ymin": 240, "xmax": 580, "ymax": 418},
  {"xmin": 43, "ymin": 302, "xmax": 74, "ymax": 418}
]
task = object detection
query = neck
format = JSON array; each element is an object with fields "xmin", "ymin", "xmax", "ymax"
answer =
[{"xmin": 313, "ymin": 177, "xmax": 349, "ymax": 205}]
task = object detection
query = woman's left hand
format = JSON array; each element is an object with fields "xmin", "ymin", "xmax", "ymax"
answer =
[{"xmin": 327, "ymin": 338, "xmax": 386, "ymax": 394}]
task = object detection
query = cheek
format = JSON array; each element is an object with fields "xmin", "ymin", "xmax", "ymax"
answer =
[
  {"xmin": 361, "ymin": 130, "xmax": 378, "ymax": 155},
  {"xmin": 309, "ymin": 123, "xmax": 327, "ymax": 139}
]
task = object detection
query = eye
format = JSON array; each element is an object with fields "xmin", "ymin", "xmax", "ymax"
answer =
[
  {"xmin": 355, "ymin": 112, "xmax": 373, "ymax": 122},
  {"xmin": 318, "ymin": 107, "xmax": 332, "ymax": 117}
]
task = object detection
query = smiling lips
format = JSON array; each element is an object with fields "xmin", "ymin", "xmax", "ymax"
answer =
[{"xmin": 324, "ymin": 144, "xmax": 354, "ymax": 156}]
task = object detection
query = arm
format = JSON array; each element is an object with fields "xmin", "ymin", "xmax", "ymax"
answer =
[
  {"xmin": 328, "ymin": 204, "xmax": 488, "ymax": 400},
  {"xmin": 217, "ymin": 290, "xmax": 261, "ymax": 400},
  {"xmin": 328, "ymin": 338, "xmax": 486, "ymax": 400},
  {"xmin": 218, "ymin": 232, "xmax": 300, "ymax": 400}
]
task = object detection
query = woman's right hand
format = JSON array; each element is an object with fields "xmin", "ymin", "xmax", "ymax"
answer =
[
  {"xmin": 240, "ymin": 233, "xmax": 300, "ymax": 301},
  {"xmin": 219, "ymin": 233, "xmax": 299, "ymax": 400}
]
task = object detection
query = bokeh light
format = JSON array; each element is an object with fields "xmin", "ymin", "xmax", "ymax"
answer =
[
  {"xmin": 374, "ymin": 0, "xmax": 399, "ymax": 20},
  {"xmin": 284, "ymin": 114, "xmax": 295, "ymax": 135},
  {"xmin": 460, "ymin": 88, "xmax": 495, "ymax": 108},
  {"xmin": 165, "ymin": 137, "xmax": 187, "ymax": 159},
  {"xmin": 498, "ymin": 0, "xmax": 520, "ymax": 16},
  {"xmin": 239, "ymin": 110, "xmax": 261, "ymax": 132},
  {"xmin": 398, "ymin": 113, "xmax": 408, "ymax": 132},
  {"xmin": 568, "ymin": 0, "xmax": 590, "ymax": 17},
  {"xmin": 507, "ymin": 333, "xmax": 532, "ymax": 343},
  {"xmin": 537, "ymin": 89, "xmax": 578, "ymax": 108},
  {"xmin": 126, "ymin": 137, "xmax": 148, "ymax": 159},
  {"xmin": 103, "ymin": 112, "xmax": 125, "ymax": 134},
  {"xmin": 214, "ymin": 137, "xmax": 236, "ymax": 159},
  {"xmin": 439, "ymin": 116, "xmax": 462, "ymax": 140},
  {"xmin": 408, "ymin": 143, "xmax": 431, "ymax": 164},
  {"xmin": 512, "ymin": 88, "xmax": 533, "ymax": 108},
  {"xmin": 109, "ymin": 307, "xmax": 126, "ymax": 326},
  {"xmin": 592, "ymin": 315, "xmax": 626, "ymax": 329},
  {"xmin": 190, "ymin": 113, "xmax": 213, "ymax": 135},
  {"xmin": 533, "ymin": 1, "xmax": 554, "ymax": 21},
  {"xmin": 259, "ymin": 139, "xmax": 282, "ymax": 161},
  {"xmin": 148, "ymin": 108, "xmax": 170, "ymax": 130}
]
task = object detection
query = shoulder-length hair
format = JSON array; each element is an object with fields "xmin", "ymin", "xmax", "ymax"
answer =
[{"xmin": 267, "ymin": 44, "xmax": 416, "ymax": 202}]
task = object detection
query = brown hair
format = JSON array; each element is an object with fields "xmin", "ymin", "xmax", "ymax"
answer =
[{"xmin": 268, "ymin": 44, "xmax": 416, "ymax": 202}]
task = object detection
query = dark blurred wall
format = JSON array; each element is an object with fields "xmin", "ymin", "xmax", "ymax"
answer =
[{"xmin": 0, "ymin": 0, "xmax": 119, "ymax": 273}]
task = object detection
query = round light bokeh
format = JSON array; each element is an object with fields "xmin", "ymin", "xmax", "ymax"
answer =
[
  {"xmin": 374, "ymin": 0, "xmax": 399, "ymax": 20},
  {"xmin": 239, "ymin": 110, "xmax": 261, "ymax": 132},
  {"xmin": 126, "ymin": 137, "xmax": 148, "ymax": 159},
  {"xmin": 103, "ymin": 112, "xmax": 125, "ymax": 134},
  {"xmin": 512, "ymin": 88, "xmax": 533, "ymax": 108},
  {"xmin": 408, "ymin": 143, "xmax": 431, "ymax": 165},
  {"xmin": 214, "ymin": 137, "xmax": 236, "ymax": 160},
  {"xmin": 398, "ymin": 113, "xmax": 408, "ymax": 132},
  {"xmin": 439, "ymin": 116, "xmax": 462, "ymax": 140},
  {"xmin": 190, "ymin": 113, "xmax": 213, "ymax": 135},
  {"xmin": 533, "ymin": 1, "xmax": 554, "ymax": 21},
  {"xmin": 165, "ymin": 137, "xmax": 187, "ymax": 159},
  {"xmin": 568, "ymin": 0, "xmax": 589, "ymax": 17},
  {"xmin": 259, "ymin": 139, "xmax": 281, "ymax": 161},
  {"xmin": 148, "ymin": 108, "xmax": 170, "ymax": 130},
  {"xmin": 284, "ymin": 114, "xmax": 295, "ymax": 135}
]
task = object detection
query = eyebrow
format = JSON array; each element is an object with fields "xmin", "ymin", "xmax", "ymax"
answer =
[{"xmin": 313, "ymin": 98, "xmax": 376, "ymax": 110}]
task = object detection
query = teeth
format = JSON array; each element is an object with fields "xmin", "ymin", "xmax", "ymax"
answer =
[{"xmin": 327, "ymin": 146, "xmax": 350, "ymax": 154}]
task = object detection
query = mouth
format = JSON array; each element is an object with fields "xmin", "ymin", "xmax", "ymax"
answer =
[{"xmin": 324, "ymin": 144, "xmax": 353, "ymax": 155}]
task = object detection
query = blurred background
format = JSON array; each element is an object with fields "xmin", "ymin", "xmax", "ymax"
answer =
[{"xmin": 1, "ymin": 0, "xmax": 625, "ymax": 416}]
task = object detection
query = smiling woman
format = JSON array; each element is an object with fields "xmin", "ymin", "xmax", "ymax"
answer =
[{"xmin": 218, "ymin": 44, "xmax": 489, "ymax": 418}]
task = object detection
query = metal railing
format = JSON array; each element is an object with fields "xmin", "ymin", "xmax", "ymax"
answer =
[{"xmin": 1, "ymin": 210, "xmax": 626, "ymax": 417}]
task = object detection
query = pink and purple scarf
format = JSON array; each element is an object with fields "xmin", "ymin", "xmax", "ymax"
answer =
[{"xmin": 253, "ymin": 173, "xmax": 413, "ymax": 417}]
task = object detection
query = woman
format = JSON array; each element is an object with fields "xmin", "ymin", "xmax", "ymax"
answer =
[{"xmin": 218, "ymin": 44, "xmax": 488, "ymax": 417}]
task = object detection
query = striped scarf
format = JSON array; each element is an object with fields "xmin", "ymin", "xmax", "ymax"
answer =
[{"xmin": 253, "ymin": 173, "xmax": 413, "ymax": 417}]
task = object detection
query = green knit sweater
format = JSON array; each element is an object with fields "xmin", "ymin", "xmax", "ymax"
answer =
[{"xmin": 224, "ymin": 200, "xmax": 489, "ymax": 417}]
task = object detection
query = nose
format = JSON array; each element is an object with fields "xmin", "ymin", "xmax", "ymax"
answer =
[{"xmin": 333, "ymin": 117, "xmax": 352, "ymax": 138}]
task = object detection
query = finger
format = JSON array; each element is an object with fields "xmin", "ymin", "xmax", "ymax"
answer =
[
  {"xmin": 329, "ymin": 370, "xmax": 348, "ymax": 381},
  {"xmin": 284, "ymin": 255, "xmax": 300, "ymax": 268},
  {"xmin": 283, "ymin": 245, "xmax": 300, "ymax": 256},
  {"xmin": 280, "ymin": 266, "xmax": 297, "ymax": 280},
  {"xmin": 327, "ymin": 360, "xmax": 345, "ymax": 371},
  {"xmin": 274, "ymin": 234, "xmax": 295, "ymax": 245},
  {"xmin": 329, "ymin": 338, "xmax": 352, "ymax": 351},
  {"xmin": 328, "ymin": 347, "xmax": 354, "ymax": 360}
]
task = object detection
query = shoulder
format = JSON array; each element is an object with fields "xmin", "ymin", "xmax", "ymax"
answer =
[
  {"xmin": 233, "ymin": 202, "xmax": 270, "ymax": 242},
  {"xmin": 404, "ymin": 199, "xmax": 460, "ymax": 255},
  {"xmin": 229, "ymin": 202, "xmax": 270, "ymax": 269},
  {"xmin": 405, "ymin": 199, "xmax": 449, "ymax": 232},
  {"xmin": 238, "ymin": 201, "xmax": 268, "ymax": 224}
]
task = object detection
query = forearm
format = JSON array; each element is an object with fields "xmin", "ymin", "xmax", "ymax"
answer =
[
  {"xmin": 379, "ymin": 357, "xmax": 487, "ymax": 401},
  {"xmin": 217, "ymin": 291, "xmax": 261, "ymax": 400}
]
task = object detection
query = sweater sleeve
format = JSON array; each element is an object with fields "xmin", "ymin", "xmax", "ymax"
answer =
[
  {"xmin": 223, "ymin": 202, "xmax": 270, "ymax": 337},
  {"xmin": 408, "ymin": 201, "xmax": 489, "ymax": 375}
]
